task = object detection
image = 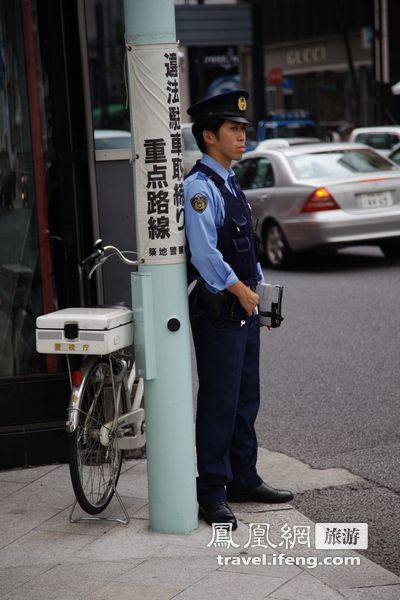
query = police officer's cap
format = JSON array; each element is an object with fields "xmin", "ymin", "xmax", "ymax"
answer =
[{"xmin": 187, "ymin": 90, "xmax": 250, "ymax": 124}]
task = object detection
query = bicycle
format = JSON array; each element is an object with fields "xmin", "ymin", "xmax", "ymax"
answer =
[{"xmin": 36, "ymin": 240, "xmax": 146, "ymax": 524}]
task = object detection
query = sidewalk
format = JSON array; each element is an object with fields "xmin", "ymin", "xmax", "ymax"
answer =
[{"xmin": 1, "ymin": 449, "xmax": 399, "ymax": 600}]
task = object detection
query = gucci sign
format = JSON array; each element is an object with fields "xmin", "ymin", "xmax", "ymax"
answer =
[{"xmin": 286, "ymin": 46, "xmax": 327, "ymax": 67}]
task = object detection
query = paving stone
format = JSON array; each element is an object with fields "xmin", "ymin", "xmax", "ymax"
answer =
[
  {"xmin": 0, "ymin": 482, "xmax": 26, "ymax": 500},
  {"xmin": 75, "ymin": 519, "xmax": 168, "ymax": 561},
  {"xmin": 218, "ymin": 555, "xmax": 301, "ymax": 580},
  {"xmin": 235, "ymin": 505, "xmax": 295, "ymax": 521},
  {"xmin": 256, "ymin": 447, "xmax": 362, "ymax": 494},
  {"xmin": 0, "ymin": 530, "xmax": 97, "ymax": 569},
  {"xmin": 0, "ymin": 465, "xmax": 61, "ymax": 484},
  {"xmin": 117, "ymin": 556, "xmax": 219, "ymax": 588},
  {"xmin": 37, "ymin": 506, "xmax": 119, "ymax": 536},
  {"xmin": 0, "ymin": 565, "xmax": 51, "ymax": 596},
  {"xmin": 120, "ymin": 458, "xmax": 142, "ymax": 473},
  {"xmin": 1, "ymin": 456, "xmax": 398, "ymax": 600},
  {"xmin": 305, "ymin": 555, "xmax": 400, "ymax": 589},
  {"xmin": 86, "ymin": 581, "xmax": 181, "ymax": 600},
  {"xmin": 2, "ymin": 559, "xmax": 143, "ymax": 599},
  {"xmin": 0, "ymin": 505, "xmax": 66, "ymax": 549},
  {"xmin": 116, "ymin": 463, "xmax": 149, "ymax": 499},
  {"xmin": 3, "ymin": 582, "xmax": 79, "ymax": 600},
  {"xmin": 0, "ymin": 466, "xmax": 138, "ymax": 546},
  {"xmin": 134, "ymin": 515, "xmax": 219, "ymax": 550},
  {"xmin": 0, "ymin": 467, "xmax": 74, "ymax": 516},
  {"xmin": 156, "ymin": 543, "xmax": 214, "ymax": 558},
  {"xmin": 131, "ymin": 503, "xmax": 149, "ymax": 520},
  {"xmin": 66, "ymin": 495, "xmax": 147, "ymax": 527},
  {"xmin": 172, "ymin": 570, "xmax": 285, "ymax": 599},
  {"xmin": 267, "ymin": 570, "xmax": 347, "ymax": 599},
  {"xmin": 341, "ymin": 584, "xmax": 400, "ymax": 599}
]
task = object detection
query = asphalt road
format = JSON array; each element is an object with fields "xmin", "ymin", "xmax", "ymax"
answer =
[{"xmin": 257, "ymin": 246, "xmax": 400, "ymax": 575}]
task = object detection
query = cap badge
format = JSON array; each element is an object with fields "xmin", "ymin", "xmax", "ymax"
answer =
[{"xmin": 238, "ymin": 96, "xmax": 247, "ymax": 111}]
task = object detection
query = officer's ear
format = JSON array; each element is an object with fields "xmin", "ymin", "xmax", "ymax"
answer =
[{"xmin": 203, "ymin": 129, "xmax": 217, "ymax": 147}]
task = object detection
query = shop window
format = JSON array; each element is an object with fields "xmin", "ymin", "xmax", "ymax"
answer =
[
  {"xmin": 0, "ymin": 1, "xmax": 50, "ymax": 376},
  {"xmin": 0, "ymin": 0, "xmax": 86, "ymax": 377},
  {"xmin": 85, "ymin": 0, "xmax": 130, "ymax": 148}
]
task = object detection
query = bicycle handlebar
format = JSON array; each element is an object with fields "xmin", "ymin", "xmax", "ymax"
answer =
[
  {"xmin": 80, "ymin": 248, "xmax": 103, "ymax": 268},
  {"xmin": 80, "ymin": 239, "xmax": 141, "ymax": 272},
  {"xmin": 102, "ymin": 245, "xmax": 140, "ymax": 266}
]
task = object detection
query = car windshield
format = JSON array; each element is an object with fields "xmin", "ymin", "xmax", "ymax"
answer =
[
  {"xmin": 355, "ymin": 133, "xmax": 399, "ymax": 150},
  {"xmin": 288, "ymin": 149, "xmax": 396, "ymax": 180},
  {"xmin": 390, "ymin": 149, "xmax": 400, "ymax": 165}
]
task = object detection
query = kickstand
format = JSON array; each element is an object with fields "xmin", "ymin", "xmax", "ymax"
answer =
[{"xmin": 69, "ymin": 486, "xmax": 130, "ymax": 525}]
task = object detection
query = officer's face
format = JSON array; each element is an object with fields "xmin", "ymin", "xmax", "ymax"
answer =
[{"xmin": 204, "ymin": 121, "xmax": 247, "ymax": 168}]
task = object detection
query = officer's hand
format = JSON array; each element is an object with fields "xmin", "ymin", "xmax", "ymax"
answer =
[
  {"xmin": 228, "ymin": 281, "xmax": 259, "ymax": 316},
  {"xmin": 240, "ymin": 288, "xmax": 259, "ymax": 316}
]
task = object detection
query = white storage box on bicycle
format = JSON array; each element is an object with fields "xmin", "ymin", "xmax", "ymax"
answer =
[{"xmin": 36, "ymin": 307, "xmax": 133, "ymax": 355}]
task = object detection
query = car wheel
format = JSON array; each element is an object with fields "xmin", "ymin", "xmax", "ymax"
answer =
[
  {"xmin": 263, "ymin": 222, "xmax": 293, "ymax": 269},
  {"xmin": 380, "ymin": 240, "xmax": 400, "ymax": 259}
]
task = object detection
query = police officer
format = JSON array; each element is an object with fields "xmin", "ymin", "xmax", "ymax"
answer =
[{"xmin": 184, "ymin": 90, "xmax": 293, "ymax": 530}]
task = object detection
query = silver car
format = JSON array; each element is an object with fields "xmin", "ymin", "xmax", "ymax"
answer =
[{"xmin": 233, "ymin": 142, "xmax": 400, "ymax": 268}]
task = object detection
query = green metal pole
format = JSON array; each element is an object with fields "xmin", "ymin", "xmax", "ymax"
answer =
[{"xmin": 124, "ymin": 0, "xmax": 198, "ymax": 533}]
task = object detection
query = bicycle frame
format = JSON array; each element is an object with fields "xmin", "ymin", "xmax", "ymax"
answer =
[{"xmin": 66, "ymin": 352, "xmax": 145, "ymax": 451}]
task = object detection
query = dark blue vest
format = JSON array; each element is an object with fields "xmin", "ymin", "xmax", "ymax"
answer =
[{"xmin": 187, "ymin": 161, "xmax": 259, "ymax": 287}]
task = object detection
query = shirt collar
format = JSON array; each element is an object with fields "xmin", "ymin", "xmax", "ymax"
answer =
[{"xmin": 201, "ymin": 154, "xmax": 235, "ymax": 183}]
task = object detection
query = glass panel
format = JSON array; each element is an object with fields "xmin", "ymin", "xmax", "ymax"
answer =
[
  {"xmin": 389, "ymin": 150, "xmax": 400, "ymax": 165},
  {"xmin": 288, "ymin": 149, "xmax": 395, "ymax": 180},
  {"xmin": 355, "ymin": 133, "xmax": 400, "ymax": 151},
  {"xmin": 233, "ymin": 160, "xmax": 250, "ymax": 188},
  {"xmin": 181, "ymin": 127, "xmax": 199, "ymax": 152},
  {"xmin": 85, "ymin": 0, "xmax": 130, "ymax": 147},
  {"xmin": 234, "ymin": 159, "xmax": 261, "ymax": 190},
  {"xmin": 0, "ymin": 1, "xmax": 55, "ymax": 376},
  {"xmin": 250, "ymin": 158, "xmax": 274, "ymax": 189}
]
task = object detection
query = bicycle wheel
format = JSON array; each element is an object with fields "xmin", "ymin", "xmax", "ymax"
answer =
[{"xmin": 68, "ymin": 359, "xmax": 126, "ymax": 514}]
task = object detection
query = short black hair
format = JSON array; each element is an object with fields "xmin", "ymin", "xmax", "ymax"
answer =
[{"xmin": 192, "ymin": 118, "xmax": 224, "ymax": 153}]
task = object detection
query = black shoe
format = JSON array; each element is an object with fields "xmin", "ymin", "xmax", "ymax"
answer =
[
  {"xmin": 199, "ymin": 501, "xmax": 238, "ymax": 530},
  {"xmin": 227, "ymin": 482, "xmax": 293, "ymax": 504}
]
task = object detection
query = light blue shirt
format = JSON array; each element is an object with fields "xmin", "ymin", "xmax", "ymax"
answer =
[{"xmin": 184, "ymin": 154, "xmax": 263, "ymax": 293}]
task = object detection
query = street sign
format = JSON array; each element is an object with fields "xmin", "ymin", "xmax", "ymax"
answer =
[{"xmin": 268, "ymin": 67, "xmax": 283, "ymax": 85}]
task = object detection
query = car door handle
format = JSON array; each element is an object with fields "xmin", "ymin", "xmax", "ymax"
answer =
[{"xmin": 259, "ymin": 194, "xmax": 269, "ymax": 201}]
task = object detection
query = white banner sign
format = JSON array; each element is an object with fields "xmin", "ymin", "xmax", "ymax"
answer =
[{"xmin": 127, "ymin": 43, "xmax": 185, "ymax": 264}]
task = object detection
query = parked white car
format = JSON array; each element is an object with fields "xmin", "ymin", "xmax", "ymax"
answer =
[{"xmin": 348, "ymin": 127, "xmax": 400, "ymax": 157}]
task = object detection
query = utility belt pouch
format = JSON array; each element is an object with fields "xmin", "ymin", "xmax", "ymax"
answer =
[
  {"xmin": 256, "ymin": 282, "xmax": 284, "ymax": 328},
  {"xmin": 223, "ymin": 292, "xmax": 247, "ymax": 322},
  {"xmin": 198, "ymin": 282, "xmax": 247, "ymax": 323},
  {"xmin": 198, "ymin": 282, "xmax": 227, "ymax": 321}
]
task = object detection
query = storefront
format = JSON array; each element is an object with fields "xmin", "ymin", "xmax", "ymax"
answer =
[
  {"xmin": 0, "ymin": 0, "xmax": 148, "ymax": 468},
  {"xmin": 264, "ymin": 33, "xmax": 374, "ymax": 135},
  {"xmin": 0, "ymin": 0, "xmax": 93, "ymax": 467}
]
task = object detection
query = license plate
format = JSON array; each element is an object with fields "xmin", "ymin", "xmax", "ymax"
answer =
[{"xmin": 358, "ymin": 191, "xmax": 393, "ymax": 208}]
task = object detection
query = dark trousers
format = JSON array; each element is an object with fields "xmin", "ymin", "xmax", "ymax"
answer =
[{"xmin": 191, "ymin": 312, "xmax": 263, "ymax": 504}]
